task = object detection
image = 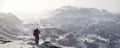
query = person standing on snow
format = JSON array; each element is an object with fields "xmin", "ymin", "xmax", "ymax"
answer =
[{"xmin": 33, "ymin": 28, "xmax": 40, "ymax": 45}]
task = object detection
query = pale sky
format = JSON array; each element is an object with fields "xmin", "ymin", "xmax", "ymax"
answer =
[{"xmin": 0, "ymin": 0, "xmax": 120, "ymax": 21}]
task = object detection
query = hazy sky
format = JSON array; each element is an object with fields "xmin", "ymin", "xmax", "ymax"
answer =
[
  {"xmin": 0, "ymin": 0, "xmax": 120, "ymax": 21},
  {"xmin": 0, "ymin": 0, "xmax": 120, "ymax": 13}
]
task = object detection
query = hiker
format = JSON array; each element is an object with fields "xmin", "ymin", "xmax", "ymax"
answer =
[{"xmin": 33, "ymin": 28, "xmax": 40, "ymax": 45}]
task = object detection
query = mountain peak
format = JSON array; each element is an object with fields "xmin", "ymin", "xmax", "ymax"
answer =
[
  {"xmin": 61, "ymin": 6, "xmax": 76, "ymax": 9},
  {"xmin": 0, "ymin": 13, "xmax": 22, "ymax": 25},
  {"xmin": 55, "ymin": 6, "xmax": 79, "ymax": 11}
]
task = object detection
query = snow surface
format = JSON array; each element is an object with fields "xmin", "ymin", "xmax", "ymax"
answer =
[{"xmin": 0, "ymin": 39, "xmax": 74, "ymax": 48}]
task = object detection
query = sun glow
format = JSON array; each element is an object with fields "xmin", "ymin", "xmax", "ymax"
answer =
[{"xmin": 0, "ymin": 0, "xmax": 66, "ymax": 21}]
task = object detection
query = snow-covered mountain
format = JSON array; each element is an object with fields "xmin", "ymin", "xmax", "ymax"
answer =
[
  {"xmin": 40, "ymin": 6, "xmax": 120, "ymax": 48},
  {"xmin": 0, "ymin": 13, "xmax": 30, "ymax": 41},
  {"xmin": 1, "ymin": 6, "xmax": 120, "ymax": 48},
  {"xmin": 0, "ymin": 13, "xmax": 21, "ymax": 25}
]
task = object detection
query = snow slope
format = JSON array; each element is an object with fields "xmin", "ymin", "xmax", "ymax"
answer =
[{"xmin": 0, "ymin": 13, "xmax": 30, "ymax": 41}]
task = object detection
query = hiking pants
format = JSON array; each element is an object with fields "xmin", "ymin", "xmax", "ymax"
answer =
[{"xmin": 35, "ymin": 36, "xmax": 39, "ymax": 45}]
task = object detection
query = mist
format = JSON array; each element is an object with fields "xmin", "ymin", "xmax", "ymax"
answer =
[{"xmin": 0, "ymin": 0, "xmax": 120, "ymax": 21}]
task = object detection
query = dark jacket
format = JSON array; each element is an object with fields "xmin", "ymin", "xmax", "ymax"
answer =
[{"xmin": 33, "ymin": 28, "xmax": 40, "ymax": 36}]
